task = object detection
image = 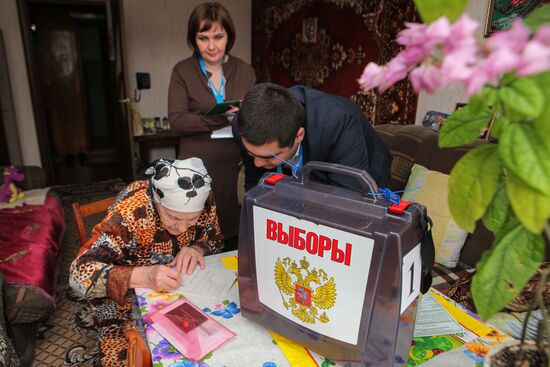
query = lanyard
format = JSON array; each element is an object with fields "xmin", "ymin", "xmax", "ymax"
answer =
[
  {"xmin": 276, "ymin": 144, "xmax": 303, "ymax": 178},
  {"xmin": 199, "ymin": 57, "xmax": 225, "ymax": 103}
]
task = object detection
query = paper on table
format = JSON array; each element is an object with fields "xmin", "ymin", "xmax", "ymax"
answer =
[
  {"xmin": 211, "ymin": 125, "xmax": 233, "ymax": 139},
  {"xmin": 430, "ymin": 290, "xmax": 495, "ymax": 337},
  {"xmin": 413, "ymin": 292, "xmax": 466, "ymax": 337},
  {"xmin": 177, "ymin": 267, "xmax": 236, "ymax": 301}
]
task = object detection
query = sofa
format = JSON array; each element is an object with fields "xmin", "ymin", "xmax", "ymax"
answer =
[
  {"xmin": 373, "ymin": 123, "xmax": 550, "ymax": 270},
  {"xmin": 0, "ymin": 166, "xmax": 65, "ymax": 366},
  {"xmin": 372, "ymin": 124, "xmax": 493, "ymax": 268}
]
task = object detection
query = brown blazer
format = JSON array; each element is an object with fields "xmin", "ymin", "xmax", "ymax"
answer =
[{"xmin": 168, "ymin": 55, "xmax": 256, "ymax": 240}]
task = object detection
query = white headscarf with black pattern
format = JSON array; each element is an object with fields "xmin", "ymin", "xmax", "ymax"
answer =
[{"xmin": 146, "ymin": 158, "xmax": 211, "ymax": 212}]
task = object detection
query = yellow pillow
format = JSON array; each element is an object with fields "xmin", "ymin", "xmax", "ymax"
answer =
[{"xmin": 402, "ymin": 164, "xmax": 468, "ymax": 268}]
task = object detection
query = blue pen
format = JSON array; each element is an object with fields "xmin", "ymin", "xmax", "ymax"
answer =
[{"xmin": 151, "ymin": 251, "xmax": 165, "ymax": 265}]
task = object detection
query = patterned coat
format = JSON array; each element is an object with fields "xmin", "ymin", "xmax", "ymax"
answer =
[{"xmin": 69, "ymin": 179, "xmax": 224, "ymax": 366}]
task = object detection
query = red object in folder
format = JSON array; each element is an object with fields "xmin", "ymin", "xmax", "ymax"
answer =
[{"xmin": 148, "ymin": 298, "xmax": 236, "ymax": 361}]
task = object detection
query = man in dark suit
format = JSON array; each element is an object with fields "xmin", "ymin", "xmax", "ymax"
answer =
[{"xmin": 233, "ymin": 83, "xmax": 392, "ymax": 191}]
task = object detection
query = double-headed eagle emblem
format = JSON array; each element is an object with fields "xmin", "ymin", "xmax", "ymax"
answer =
[{"xmin": 274, "ymin": 256, "xmax": 337, "ymax": 324}]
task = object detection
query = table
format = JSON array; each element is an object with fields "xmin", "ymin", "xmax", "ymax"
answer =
[
  {"xmin": 134, "ymin": 132, "xmax": 180, "ymax": 171},
  {"xmin": 135, "ymin": 251, "xmax": 513, "ymax": 367}
]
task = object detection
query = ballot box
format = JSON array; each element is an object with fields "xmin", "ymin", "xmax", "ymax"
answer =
[{"xmin": 238, "ymin": 162, "xmax": 433, "ymax": 366}]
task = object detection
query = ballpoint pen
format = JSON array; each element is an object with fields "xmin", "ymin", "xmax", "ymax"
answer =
[{"xmin": 151, "ymin": 251, "xmax": 166, "ymax": 265}]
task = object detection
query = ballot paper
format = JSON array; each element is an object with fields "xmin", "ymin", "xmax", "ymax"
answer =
[
  {"xmin": 177, "ymin": 267, "xmax": 236, "ymax": 301},
  {"xmin": 413, "ymin": 291, "xmax": 466, "ymax": 337},
  {"xmin": 210, "ymin": 125, "xmax": 233, "ymax": 139}
]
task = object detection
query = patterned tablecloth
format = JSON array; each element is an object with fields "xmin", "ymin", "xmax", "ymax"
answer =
[
  {"xmin": 136, "ymin": 251, "xmax": 513, "ymax": 367},
  {"xmin": 135, "ymin": 251, "xmax": 340, "ymax": 367}
]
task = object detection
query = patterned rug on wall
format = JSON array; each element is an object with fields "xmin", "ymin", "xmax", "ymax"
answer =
[
  {"xmin": 30, "ymin": 179, "xmax": 126, "ymax": 367},
  {"xmin": 252, "ymin": 0, "xmax": 420, "ymax": 125}
]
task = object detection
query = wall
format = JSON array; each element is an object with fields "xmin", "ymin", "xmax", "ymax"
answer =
[
  {"xmin": 0, "ymin": 0, "xmax": 251, "ymax": 167},
  {"xmin": 414, "ymin": 0, "xmax": 490, "ymax": 124},
  {"xmin": 0, "ymin": 0, "xmax": 41, "ymax": 166}
]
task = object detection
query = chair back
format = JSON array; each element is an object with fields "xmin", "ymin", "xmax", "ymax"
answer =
[{"xmin": 72, "ymin": 196, "xmax": 116, "ymax": 253}]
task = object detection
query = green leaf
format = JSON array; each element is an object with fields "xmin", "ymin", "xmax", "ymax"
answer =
[
  {"xmin": 499, "ymin": 123, "xmax": 550, "ymax": 195},
  {"xmin": 413, "ymin": 0, "xmax": 468, "ymax": 23},
  {"xmin": 524, "ymin": 4, "xmax": 550, "ymax": 32},
  {"xmin": 469, "ymin": 87, "xmax": 497, "ymax": 115},
  {"xmin": 439, "ymin": 106, "xmax": 491, "ymax": 148},
  {"xmin": 471, "ymin": 221, "xmax": 544, "ymax": 320},
  {"xmin": 448, "ymin": 145, "xmax": 502, "ymax": 232},
  {"xmin": 499, "ymin": 78, "xmax": 544, "ymax": 117},
  {"xmin": 531, "ymin": 72, "xmax": 550, "ymax": 150},
  {"xmin": 482, "ymin": 181, "xmax": 509, "ymax": 234},
  {"xmin": 506, "ymin": 171, "xmax": 550, "ymax": 233},
  {"xmin": 489, "ymin": 116, "xmax": 510, "ymax": 139}
]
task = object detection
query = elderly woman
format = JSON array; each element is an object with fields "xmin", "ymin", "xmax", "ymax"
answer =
[{"xmin": 70, "ymin": 158, "xmax": 224, "ymax": 367}]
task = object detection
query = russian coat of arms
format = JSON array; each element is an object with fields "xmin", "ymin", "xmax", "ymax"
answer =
[{"xmin": 274, "ymin": 256, "xmax": 337, "ymax": 324}]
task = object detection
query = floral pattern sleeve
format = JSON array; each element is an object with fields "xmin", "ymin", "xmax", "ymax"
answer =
[{"xmin": 189, "ymin": 193, "xmax": 225, "ymax": 255}]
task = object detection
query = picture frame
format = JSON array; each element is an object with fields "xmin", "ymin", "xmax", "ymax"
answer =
[
  {"xmin": 302, "ymin": 17, "xmax": 318, "ymax": 43},
  {"xmin": 485, "ymin": 0, "xmax": 545, "ymax": 36}
]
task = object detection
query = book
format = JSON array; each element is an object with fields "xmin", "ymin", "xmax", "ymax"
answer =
[
  {"xmin": 205, "ymin": 100, "xmax": 241, "ymax": 116},
  {"xmin": 148, "ymin": 297, "xmax": 236, "ymax": 361}
]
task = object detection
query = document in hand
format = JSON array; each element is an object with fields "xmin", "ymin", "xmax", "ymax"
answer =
[{"xmin": 148, "ymin": 298, "xmax": 236, "ymax": 361}]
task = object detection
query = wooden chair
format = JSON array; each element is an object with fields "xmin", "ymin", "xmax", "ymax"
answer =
[
  {"xmin": 72, "ymin": 196, "xmax": 117, "ymax": 252},
  {"xmin": 71, "ymin": 196, "xmax": 152, "ymax": 367}
]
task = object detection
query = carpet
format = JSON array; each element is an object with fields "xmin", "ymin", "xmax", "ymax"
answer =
[
  {"xmin": 252, "ymin": 0, "xmax": 420, "ymax": 125},
  {"xmin": 31, "ymin": 179, "xmax": 126, "ymax": 367}
]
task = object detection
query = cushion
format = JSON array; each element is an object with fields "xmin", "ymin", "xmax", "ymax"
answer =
[{"xmin": 402, "ymin": 164, "xmax": 468, "ymax": 268}]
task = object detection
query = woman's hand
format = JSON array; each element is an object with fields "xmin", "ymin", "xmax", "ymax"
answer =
[
  {"xmin": 168, "ymin": 246, "xmax": 205, "ymax": 276},
  {"xmin": 225, "ymin": 106, "xmax": 239, "ymax": 123},
  {"xmin": 130, "ymin": 265, "xmax": 181, "ymax": 292}
]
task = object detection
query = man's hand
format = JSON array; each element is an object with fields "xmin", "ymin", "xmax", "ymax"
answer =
[
  {"xmin": 168, "ymin": 246, "xmax": 205, "ymax": 277},
  {"xmin": 130, "ymin": 265, "xmax": 180, "ymax": 292}
]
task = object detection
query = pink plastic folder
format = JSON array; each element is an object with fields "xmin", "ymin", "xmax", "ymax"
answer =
[{"xmin": 148, "ymin": 298, "xmax": 236, "ymax": 361}]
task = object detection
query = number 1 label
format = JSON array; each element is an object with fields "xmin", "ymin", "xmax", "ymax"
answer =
[{"xmin": 400, "ymin": 244, "xmax": 421, "ymax": 314}]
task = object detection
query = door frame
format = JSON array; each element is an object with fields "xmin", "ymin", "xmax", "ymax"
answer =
[{"xmin": 17, "ymin": 0, "xmax": 134, "ymax": 184}]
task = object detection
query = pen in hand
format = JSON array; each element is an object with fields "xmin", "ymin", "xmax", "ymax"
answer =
[{"xmin": 151, "ymin": 251, "xmax": 166, "ymax": 265}]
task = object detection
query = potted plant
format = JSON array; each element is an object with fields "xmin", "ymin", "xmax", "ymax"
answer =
[{"xmin": 358, "ymin": 0, "xmax": 550, "ymax": 365}]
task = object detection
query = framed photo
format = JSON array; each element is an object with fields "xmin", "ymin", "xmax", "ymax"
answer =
[
  {"xmin": 485, "ymin": 0, "xmax": 545, "ymax": 36},
  {"xmin": 302, "ymin": 17, "xmax": 318, "ymax": 43}
]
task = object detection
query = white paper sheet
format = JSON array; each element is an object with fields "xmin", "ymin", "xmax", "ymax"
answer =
[
  {"xmin": 211, "ymin": 126, "xmax": 233, "ymax": 139},
  {"xmin": 413, "ymin": 291, "xmax": 466, "ymax": 337},
  {"xmin": 177, "ymin": 267, "xmax": 236, "ymax": 301}
]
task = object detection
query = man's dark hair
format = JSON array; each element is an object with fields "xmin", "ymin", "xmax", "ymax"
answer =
[
  {"xmin": 187, "ymin": 2, "xmax": 236, "ymax": 54},
  {"xmin": 238, "ymin": 83, "xmax": 304, "ymax": 147}
]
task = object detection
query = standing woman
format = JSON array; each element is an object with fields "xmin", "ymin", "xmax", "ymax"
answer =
[{"xmin": 168, "ymin": 2, "xmax": 256, "ymax": 250}]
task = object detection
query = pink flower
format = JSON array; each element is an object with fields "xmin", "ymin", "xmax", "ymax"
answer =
[
  {"xmin": 358, "ymin": 62, "xmax": 385, "ymax": 91},
  {"xmin": 397, "ymin": 17, "xmax": 451, "ymax": 50},
  {"xmin": 463, "ymin": 62, "xmax": 492, "ymax": 95},
  {"xmin": 489, "ymin": 19, "xmax": 530, "ymax": 52},
  {"xmin": 445, "ymin": 15, "xmax": 478, "ymax": 54},
  {"xmin": 409, "ymin": 64, "xmax": 447, "ymax": 94},
  {"xmin": 441, "ymin": 51, "xmax": 475, "ymax": 81},
  {"xmin": 533, "ymin": 25, "xmax": 550, "ymax": 46},
  {"xmin": 379, "ymin": 56, "xmax": 410, "ymax": 91},
  {"xmin": 516, "ymin": 40, "xmax": 550, "ymax": 76},
  {"xmin": 484, "ymin": 47, "xmax": 520, "ymax": 80}
]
